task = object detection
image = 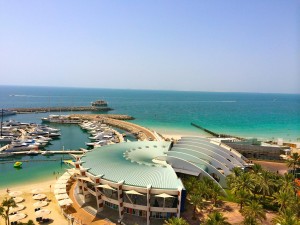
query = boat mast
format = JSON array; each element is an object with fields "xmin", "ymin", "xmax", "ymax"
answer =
[{"xmin": 0, "ymin": 109, "xmax": 3, "ymax": 137}]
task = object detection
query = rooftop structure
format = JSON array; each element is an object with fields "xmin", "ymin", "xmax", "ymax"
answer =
[{"xmin": 70, "ymin": 137, "xmax": 248, "ymax": 224}]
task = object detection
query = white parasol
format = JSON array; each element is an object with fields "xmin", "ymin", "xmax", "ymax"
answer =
[
  {"xmin": 96, "ymin": 184, "xmax": 115, "ymax": 191},
  {"xmin": 9, "ymin": 191, "xmax": 23, "ymax": 197},
  {"xmin": 33, "ymin": 194, "xmax": 47, "ymax": 200},
  {"xmin": 13, "ymin": 197, "xmax": 24, "ymax": 203},
  {"xmin": 33, "ymin": 201, "xmax": 48, "ymax": 208},
  {"xmin": 35, "ymin": 209, "xmax": 51, "ymax": 217},
  {"xmin": 9, "ymin": 204, "xmax": 25, "ymax": 214},
  {"xmin": 155, "ymin": 193, "xmax": 175, "ymax": 208},
  {"xmin": 9, "ymin": 213, "xmax": 27, "ymax": 222},
  {"xmin": 31, "ymin": 188, "xmax": 44, "ymax": 194},
  {"xmin": 125, "ymin": 190, "xmax": 144, "ymax": 196}
]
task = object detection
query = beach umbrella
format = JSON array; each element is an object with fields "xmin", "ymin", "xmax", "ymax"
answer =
[
  {"xmin": 9, "ymin": 204, "xmax": 25, "ymax": 214},
  {"xmin": 31, "ymin": 188, "xmax": 44, "ymax": 194},
  {"xmin": 54, "ymin": 189, "xmax": 67, "ymax": 195},
  {"xmin": 96, "ymin": 184, "xmax": 115, "ymax": 191},
  {"xmin": 125, "ymin": 190, "xmax": 144, "ymax": 196},
  {"xmin": 155, "ymin": 193, "xmax": 175, "ymax": 208},
  {"xmin": 58, "ymin": 198, "xmax": 73, "ymax": 207},
  {"xmin": 13, "ymin": 197, "xmax": 24, "ymax": 203},
  {"xmin": 9, "ymin": 213, "xmax": 27, "ymax": 222},
  {"xmin": 35, "ymin": 209, "xmax": 51, "ymax": 217},
  {"xmin": 55, "ymin": 193, "xmax": 69, "ymax": 200},
  {"xmin": 33, "ymin": 194, "xmax": 47, "ymax": 200},
  {"xmin": 9, "ymin": 191, "xmax": 23, "ymax": 197},
  {"xmin": 33, "ymin": 201, "xmax": 48, "ymax": 208}
]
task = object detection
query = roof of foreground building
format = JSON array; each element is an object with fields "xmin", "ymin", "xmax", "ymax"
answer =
[{"xmin": 82, "ymin": 141, "xmax": 183, "ymax": 190}]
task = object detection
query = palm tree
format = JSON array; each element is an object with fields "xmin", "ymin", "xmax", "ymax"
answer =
[
  {"xmin": 255, "ymin": 170, "xmax": 276, "ymax": 200},
  {"xmin": 163, "ymin": 217, "xmax": 189, "ymax": 225},
  {"xmin": 229, "ymin": 172, "xmax": 255, "ymax": 196},
  {"xmin": 272, "ymin": 208, "xmax": 300, "ymax": 225},
  {"xmin": 286, "ymin": 153, "xmax": 300, "ymax": 177},
  {"xmin": 251, "ymin": 164, "xmax": 263, "ymax": 175},
  {"xmin": 235, "ymin": 189, "xmax": 250, "ymax": 210},
  {"xmin": 279, "ymin": 173, "xmax": 295, "ymax": 191},
  {"xmin": 184, "ymin": 176, "xmax": 200, "ymax": 194},
  {"xmin": 1, "ymin": 197, "xmax": 17, "ymax": 225},
  {"xmin": 203, "ymin": 211, "xmax": 231, "ymax": 225},
  {"xmin": 208, "ymin": 183, "xmax": 223, "ymax": 207},
  {"xmin": 241, "ymin": 200, "xmax": 266, "ymax": 225},
  {"xmin": 272, "ymin": 189, "xmax": 294, "ymax": 211},
  {"xmin": 0, "ymin": 205, "xmax": 4, "ymax": 223},
  {"xmin": 189, "ymin": 193, "xmax": 203, "ymax": 220}
]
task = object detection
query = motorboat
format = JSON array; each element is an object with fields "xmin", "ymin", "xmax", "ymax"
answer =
[
  {"xmin": 5, "ymin": 142, "xmax": 37, "ymax": 152},
  {"xmin": 85, "ymin": 140, "xmax": 107, "ymax": 147},
  {"xmin": 41, "ymin": 151, "xmax": 54, "ymax": 156},
  {"xmin": 0, "ymin": 152, "xmax": 14, "ymax": 158},
  {"xmin": 26, "ymin": 150, "xmax": 39, "ymax": 156}
]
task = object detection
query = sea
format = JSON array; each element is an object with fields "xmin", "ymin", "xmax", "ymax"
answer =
[{"xmin": 0, "ymin": 85, "xmax": 299, "ymax": 188}]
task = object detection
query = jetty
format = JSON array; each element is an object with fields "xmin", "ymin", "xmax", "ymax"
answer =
[{"xmin": 191, "ymin": 122, "xmax": 245, "ymax": 140}]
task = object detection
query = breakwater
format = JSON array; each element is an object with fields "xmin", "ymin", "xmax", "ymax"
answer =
[
  {"xmin": 8, "ymin": 106, "xmax": 113, "ymax": 113},
  {"xmin": 191, "ymin": 122, "xmax": 245, "ymax": 140}
]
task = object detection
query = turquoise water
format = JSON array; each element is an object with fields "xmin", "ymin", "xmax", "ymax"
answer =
[{"xmin": 0, "ymin": 85, "xmax": 299, "ymax": 188}]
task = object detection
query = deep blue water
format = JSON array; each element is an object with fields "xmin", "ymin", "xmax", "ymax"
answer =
[{"xmin": 1, "ymin": 85, "xmax": 299, "ymax": 141}]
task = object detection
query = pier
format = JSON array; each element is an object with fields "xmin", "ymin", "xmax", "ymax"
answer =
[
  {"xmin": 191, "ymin": 122, "xmax": 245, "ymax": 140},
  {"xmin": 7, "ymin": 106, "xmax": 113, "ymax": 114}
]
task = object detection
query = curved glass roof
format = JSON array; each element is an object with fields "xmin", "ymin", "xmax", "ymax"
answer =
[{"xmin": 82, "ymin": 141, "xmax": 183, "ymax": 190}]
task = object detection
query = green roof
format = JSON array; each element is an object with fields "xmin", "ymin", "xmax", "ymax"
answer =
[{"xmin": 82, "ymin": 141, "xmax": 183, "ymax": 190}]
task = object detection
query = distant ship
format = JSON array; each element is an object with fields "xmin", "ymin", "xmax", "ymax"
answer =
[{"xmin": 91, "ymin": 100, "xmax": 108, "ymax": 107}]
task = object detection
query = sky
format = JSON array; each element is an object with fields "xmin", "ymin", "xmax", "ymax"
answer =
[{"xmin": 0, "ymin": 0, "xmax": 299, "ymax": 93}]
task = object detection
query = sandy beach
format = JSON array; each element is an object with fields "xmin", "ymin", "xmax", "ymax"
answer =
[{"xmin": 0, "ymin": 179, "xmax": 68, "ymax": 225}]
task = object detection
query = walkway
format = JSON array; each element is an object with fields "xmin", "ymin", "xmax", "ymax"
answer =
[{"xmin": 67, "ymin": 182, "xmax": 115, "ymax": 225}]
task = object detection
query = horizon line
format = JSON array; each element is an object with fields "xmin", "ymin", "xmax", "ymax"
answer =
[{"xmin": 0, "ymin": 84, "xmax": 299, "ymax": 95}]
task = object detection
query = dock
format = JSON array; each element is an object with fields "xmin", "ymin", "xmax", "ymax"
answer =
[
  {"xmin": 191, "ymin": 122, "xmax": 245, "ymax": 140},
  {"xmin": 7, "ymin": 106, "xmax": 113, "ymax": 114}
]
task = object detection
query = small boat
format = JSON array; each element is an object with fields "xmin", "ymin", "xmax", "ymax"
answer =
[
  {"xmin": 41, "ymin": 151, "xmax": 54, "ymax": 156},
  {"xmin": 0, "ymin": 152, "xmax": 14, "ymax": 158},
  {"xmin": 26, "ymin": 150, "xmax": 39, "ymax": 156},
  {"xmin": 14, "ymin": 161, "xmax": 22, "ymax": 168}
]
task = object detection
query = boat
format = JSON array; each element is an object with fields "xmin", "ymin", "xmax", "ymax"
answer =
[
  {"xmin": 41, "ymin": 151, "xmax": 54, "ymax": 156},
  {"xmin": 85, "ymin": 140, "xmax": 107, "ymax": 147},
  {"xmin": 5, "ymin": 141, "xmax": 38, "ymax": 152},
  {"xmin": 91, "ymin": 100, "xmax": 108, "ymax": 107},
  {"xmin": 1, "ymin": 109, "xmax": 17, "ymax": 117},
  {"xmin": 26, "ymin": 150, "xmax": 40, "ymax": 155},
  {"xmin": 41, "ymin": 115, "xmax": 81, "ymax": 124},
  {"xmin": 14, "ymin": 161, "xmax": 22, "ymax": 168},
  {"xmin": 0, "ymin": 152, "xmax": 14, "ymax": 158}
]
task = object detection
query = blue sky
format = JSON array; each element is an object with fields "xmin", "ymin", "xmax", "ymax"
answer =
[{"xmin": 0, "ymin": 0, "xmax": 299, "ymax": 93}]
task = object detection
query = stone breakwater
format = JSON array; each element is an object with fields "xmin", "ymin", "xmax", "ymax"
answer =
[
  {"xmin": 72, "ymin": 114, "xmax": 157, "ymax": 141},
  {"xmin": 8, "ymin": 106, "xmax": 113, "ymax": 113}
]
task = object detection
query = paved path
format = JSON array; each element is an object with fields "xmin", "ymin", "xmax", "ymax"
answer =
[{"xmin": 67, "ymin": 182, "xmax": 114, "ymax": 225}]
